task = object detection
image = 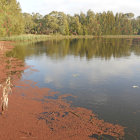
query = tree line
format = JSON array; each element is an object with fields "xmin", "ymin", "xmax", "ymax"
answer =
[{"xmin": 0, "ymin": 0, "xmax": 140, "ymax": 37}]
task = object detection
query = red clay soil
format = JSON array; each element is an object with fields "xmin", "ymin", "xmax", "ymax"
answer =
[{"xmin": 0, "ymin": 42, "xmax": 125, "ymax": 140}]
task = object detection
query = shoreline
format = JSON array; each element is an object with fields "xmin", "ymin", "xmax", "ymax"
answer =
[{"xmin": 1, "ymin": 34, "xmax": 140, "ymax": 42}]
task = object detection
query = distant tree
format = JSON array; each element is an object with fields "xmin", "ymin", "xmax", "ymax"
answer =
[
  {"xmin": 23, "ymin": 13, "xmax": 35, "ymax": 34},
  {"xmin": 136, "ymin": 16, "xmax": 140, "ymax": 34},
  {"xmin": 57, "ymin": 12, "xmax": 69, "ymax": 35},
  {"xmin": 123, "ymin": 13, "xmax": 134, "ymax": 19},
  {"xmin": 68, "ymin": 15, "xmax": 82, "ymax": 35}
]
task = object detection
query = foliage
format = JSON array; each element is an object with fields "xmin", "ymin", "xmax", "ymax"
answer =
[
  {"xmin": 0, "ymin": 0, "xmax": 140, "ymax": 36},
  {"xmin": 21, "ymin": 10, "xmax": 140, "ymax": 36},
  {"xmin": 0, "ymin": 0, "xmax": 24, "ymax": 37}
]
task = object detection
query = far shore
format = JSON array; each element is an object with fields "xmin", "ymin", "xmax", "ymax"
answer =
[{"xmin": 0, "ymin": 34, "xmax": 140, "ymax": 42}]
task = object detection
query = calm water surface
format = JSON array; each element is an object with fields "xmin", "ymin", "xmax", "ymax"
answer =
[{"xmin": 9, "ymin": 38, "xmax": 140, "ymax": 139}]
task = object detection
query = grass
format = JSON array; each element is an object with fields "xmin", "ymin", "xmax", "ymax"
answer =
[
  {"xmin": 0, "ymin": 34, "xmax": 94, "ymax": 42},
  {"xmin": 0, "ymin": 34, "xmax": 53, "ymax": 41},
  {"xmin": 0, "ymin": 34, "xmax": 140, "ymax": 42},
  {"xmin": 101, "ymin": 35, "xmax": 140, "ymax": 38}
]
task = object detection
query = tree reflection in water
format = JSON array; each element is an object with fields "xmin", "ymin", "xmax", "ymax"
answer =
[{"xmin": 7, "ymin": 38, "xmax": 140, "ymax": 61}]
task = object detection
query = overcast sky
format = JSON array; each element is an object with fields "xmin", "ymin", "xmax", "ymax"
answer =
[{"xmin": 17, "ymin": 0, "xmax": 140, "ymax": 17}]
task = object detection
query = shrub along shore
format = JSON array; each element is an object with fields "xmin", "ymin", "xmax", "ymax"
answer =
[
  {"xmin": 0, "ymin": 34, "xmax": 94, "ymax": 42},
  {"xmin": 1, "ymin": 34, "xmax": 140, "ymax": 42}
]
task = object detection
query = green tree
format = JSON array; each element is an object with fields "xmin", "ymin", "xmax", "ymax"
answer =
[{"xmin": 0, "ymin": 0, "xmax": 24, "ymax": 37}]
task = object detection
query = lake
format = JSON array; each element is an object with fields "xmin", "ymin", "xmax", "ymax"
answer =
[{"xmin": 8, "ymin": 38, "xmax": 140, "ymax": 139}]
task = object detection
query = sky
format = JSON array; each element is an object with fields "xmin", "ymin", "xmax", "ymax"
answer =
[{"xmin": 17, "ymin": 0, "xmax": 140, "ymax": 17}]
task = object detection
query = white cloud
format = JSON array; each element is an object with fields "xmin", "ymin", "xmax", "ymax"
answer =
[{"xmin": 17, "ymin": 0, "xmax": 140, "ymax": 17}]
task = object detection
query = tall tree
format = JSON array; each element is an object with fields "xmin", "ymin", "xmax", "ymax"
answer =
[{"xmin": 0, "ymin": 0, "xmax": 24, "ymax": 37}]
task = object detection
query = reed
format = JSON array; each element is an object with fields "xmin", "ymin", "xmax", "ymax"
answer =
[
  {"xmin": 0, "ymin": 34, "xmax": 95, "ymax": 42},
  {"xmin": 101, "ymin": 35, "xmax": 140, "ymax": 38},
  {"xmin": 1, "ymin": 77, "xmax": 12, "ymax": 114},
  {"xmin": 0, "ymin": 34, "xmax": 52, "ymax": 41},
  {"xmin": 1, "ymin": 34, "xmax": 140, "ymax": 42}
]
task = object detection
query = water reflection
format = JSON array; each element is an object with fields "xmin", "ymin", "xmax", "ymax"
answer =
[{"xmin": 7, "ymin": 38, "xmax": 140, "ymax": 60}]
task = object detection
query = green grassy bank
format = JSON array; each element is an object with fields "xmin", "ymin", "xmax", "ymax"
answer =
[
  {"xmin": 0, "ymin": 34, "xmax": 140, "ymax": 42},
  {"xmin": 101, "ymin": 35, "xmax": 140, "ymax": 38},
  {"xmin": 0, "ymin": 34, "xmax": 94, "ymax": 42}
]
